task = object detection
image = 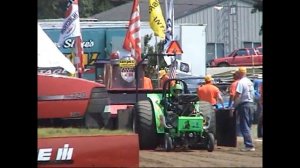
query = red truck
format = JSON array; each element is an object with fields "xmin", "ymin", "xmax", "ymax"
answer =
[{"xmin": 209, "ymin": 48, "xmax": 263, "ymax": 67}]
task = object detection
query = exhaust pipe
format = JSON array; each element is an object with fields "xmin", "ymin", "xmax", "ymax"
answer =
[{"xmin": 159, "ymin": 115, "xmax": 173, "ymax": 129}]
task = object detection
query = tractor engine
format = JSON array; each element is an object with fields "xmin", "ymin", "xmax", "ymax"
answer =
[{"xmin": 166, "ymin": 111, "xmax": 178, "ymax": 128}]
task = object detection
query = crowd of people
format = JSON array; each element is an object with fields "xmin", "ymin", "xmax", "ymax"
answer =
[{"xmin": 197, "ymin": 67, "xmax": 262, "ymax": 152}]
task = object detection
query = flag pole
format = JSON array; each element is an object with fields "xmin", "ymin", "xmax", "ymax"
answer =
[{"xmin": 155, "ymin": 35, "xmax": 160, "ymax": 87}]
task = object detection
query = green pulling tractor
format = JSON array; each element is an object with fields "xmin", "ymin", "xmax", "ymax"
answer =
[
  {"xmin": 94, "ymin": 56, "xmax": 235, "ymax": 151},
  {"xmin": 134, "ymin": 79, "xmax": 215, "ymax": 152}
]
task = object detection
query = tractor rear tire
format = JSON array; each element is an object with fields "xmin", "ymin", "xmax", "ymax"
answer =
[
  {"xmin": 198, "ymin": 101, "xmax": 216, "ymax": 136},
  {"xmin": 207, "ymin": 132, "xmax": 215, "ymax": 152},
  {"xmin": 135, "ymin": 100, "xmax": 159, "ymax": 150}
]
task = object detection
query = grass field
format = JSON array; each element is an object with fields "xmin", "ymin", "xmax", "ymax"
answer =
[{"xmin": 38, "ymin": 128, "xmax": 134, "ymax": 138}]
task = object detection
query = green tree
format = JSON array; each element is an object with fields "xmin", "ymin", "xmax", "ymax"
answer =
[
  {"xmin": 93, "ymin": 0, "xmax": 113, "ymax": 15},
  {"xmin": 38, "ymin": 0, "xmax": 65, "ymax": 19},
  {"xmin": 38, "ymin": 0, "xmax": 124, "ymax": 19},
  {"xmin": 143, "ymin": 34, "xmax": 167, "ymax": 85}
]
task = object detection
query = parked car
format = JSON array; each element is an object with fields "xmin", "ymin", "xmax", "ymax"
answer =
[{"xmin": 209, "ymin": 48, "xmax": 263, "ymax": 67}]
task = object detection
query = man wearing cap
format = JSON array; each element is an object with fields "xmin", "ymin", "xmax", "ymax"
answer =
[
  {"xmin": 228, "ymin": 70, "xmax": 242, "ymax": 136},
  {"xmin": 228, "ymin": 70, "xmax": 241, "ymax": 108},
  {"xmin": 159, "ymin": 70, "xmax": 168, "ymax": 88},
  {"xmin": 233, "ymin": 67, "xmax": 256, "ymax": 152},
  {"xmin": 159, "ymin": 70, "xmax": 175, "ymax": 89},
  {"xmin": 197, "ymin": 75, "xmax": 224, "ymax": 108}
]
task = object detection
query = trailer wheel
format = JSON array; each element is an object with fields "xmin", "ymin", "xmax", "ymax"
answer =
[
  {"xmin": 207, "ymin": 132, "xmax": 215, "ymax": 152},
  {"xmin": 199, "ymin": 101, "xmax": 216, "ymax": 136},
  {"xmin": 135, "ymin": 100, "xmax": 158, "ymax": 150},
  {"xmin": 164, "ymin": 133, "xmax": 173, "ymax": 152}
]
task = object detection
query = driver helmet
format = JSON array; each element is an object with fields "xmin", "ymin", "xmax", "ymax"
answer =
[{"xmin": 171, "ymin": 83, "xmax": 183, "ymax": 96}]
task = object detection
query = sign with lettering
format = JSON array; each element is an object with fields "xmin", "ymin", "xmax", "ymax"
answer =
[{"xmin": 119, "ymin": 56, "xmax": 136, "ymax": 83}]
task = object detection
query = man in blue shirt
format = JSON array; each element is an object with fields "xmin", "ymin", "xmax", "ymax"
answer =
[
  {"xmin": 253, "ymin": 74, "xmax": 263, "ymax": 124},
  {"xmin": 234, "ymin": 67, "xmax": 256, "ymax": 152}
]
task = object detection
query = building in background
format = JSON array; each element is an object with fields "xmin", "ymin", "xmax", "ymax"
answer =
[{"xmin": 92, "ymin": 0, "xmax": 262, "ymax": 64}]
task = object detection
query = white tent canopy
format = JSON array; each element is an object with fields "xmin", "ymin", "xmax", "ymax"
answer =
[{"xmin": 38, "ymin": 24, "xmax": 75, "ymax": 74}]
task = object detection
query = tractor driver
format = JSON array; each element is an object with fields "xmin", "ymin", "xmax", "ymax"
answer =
[{"xmin": 166, "ymin": 83, "xmax": 183, "ymax": 112}]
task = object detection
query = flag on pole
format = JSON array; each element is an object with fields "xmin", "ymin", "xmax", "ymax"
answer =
[
  {"xmin": 164, "ymin": 0, "xmax": 176, "ymax": 78},
  {"xmin": 149, "ymin": 0, "xmax": 166, "ymax": 39},
  {"xmin": 58, "ymin": 0, "xmax": 81, "ymax": 45},
  {"xmin": 123, "ymin": 0, "xmax": 142, "ymax": 62},
  {"xmin": 163, "ymin": 0, "xmax": 174, "ymax": 66},
  {"xmin": 75, "ymin": 35, "xmax": 84, "ymax": 74},
  {"xmin": 58, "ymin": 0, "xmax": 84, "ymax": 77},
  {"xmin": 164, "ymin": 0, "xmax": 174, "ymax": 51}
]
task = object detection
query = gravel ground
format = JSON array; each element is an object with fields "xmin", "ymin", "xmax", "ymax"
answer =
[{"xmin": 140, "ymin": 125, "xmax": 262, "ymax": 167}]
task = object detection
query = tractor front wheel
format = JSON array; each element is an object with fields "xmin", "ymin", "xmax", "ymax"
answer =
[
  {"xmin": 207, "ymin": 132, "xmax": 215, "ymax": 152},
  {"xmin": 164, "ymin": 133, "xmax": 173, "ymax": 152}
]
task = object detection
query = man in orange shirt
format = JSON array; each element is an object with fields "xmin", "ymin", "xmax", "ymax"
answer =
[
  {"xmin": 227, "ymin": 70, "xmax": 242, "ymax": 136},
  {"xmin": 227, "ymin": 70, "xmax": 241, "ymax": 108},
  {"xmin": 197, "ymin": 75, "xmax": 224, "ymax": 108},
  {"xmin": 143, "ymin": 76, "xmax": 153, "ymax": 89}
]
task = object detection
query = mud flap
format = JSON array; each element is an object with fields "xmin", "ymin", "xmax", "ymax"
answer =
[
  {"xmin": 216, "ymin": 109, "xmax": 237, "ymax": 147},
  {"xmin": 117, "ymin": 107, "xmax": 133, "ymax": 130}
]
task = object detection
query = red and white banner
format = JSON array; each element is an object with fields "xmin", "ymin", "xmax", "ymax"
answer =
[
  {"xmin": 58, "ymin": 0, "xmax": 81, "ymax": 46},
  {"xmin": 123, "ymin": 0, "xmax": 141, "ymax": 62},
  {"xmin": 58, "ymin": 0, "xmax": 84, "ymax": 76}
]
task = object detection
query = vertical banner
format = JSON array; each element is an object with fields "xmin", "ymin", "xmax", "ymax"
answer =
[
  {"xmin": 164, "ymin": 0, "xmax": 174, "ymax": 51},
  {"xmin": 58, "ymin": 0, "xmax": 84, "ymax": 77},
  {"xmin": 164, "ymin": 0, "xmax": 176, "ymax": 78},
  {"xmin": 123, "ymin": 0, "xmax": 142, "ymax": 62},
  {"xmin": 149, "ymin": 0, "xmax": 166, "ymax": 39}
]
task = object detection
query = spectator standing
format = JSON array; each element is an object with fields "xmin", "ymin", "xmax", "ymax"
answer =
[
  {"xmin": 197, "ymin": 75, "xmax": 224, "ymax": 108},
  {"xmin": 159, "ymin": 69, "xmax": 175, "ymax": 89},
  {"xmin": 159, "ymin": 70, "xmax": 169, "ymax": 88},
  {"xmin": 253, "ymin": 74, "xmax": 263, "ymax": 124},
  {"xmin": 228, "ymin": 70, "xmax": 241, "ymax": 108},
  {"xmin": 257, "ymin": 83, "xmax": 263, "ymax": 138},
  {"xmin": 227, "ymin": 70, "xmax": 242, "ymax": 136},
  {"xmin": 143, "ymin": 75, "xmax": 153, "ymax": 89},
  {"xmin": 233, "ymin": 67, "xmax": 256, "ymax": 151}
]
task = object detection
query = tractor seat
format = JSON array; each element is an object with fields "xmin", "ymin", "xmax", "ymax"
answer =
[{"xmin": 177, "ymin": 94, "xmax": 199, "ymax": 104}]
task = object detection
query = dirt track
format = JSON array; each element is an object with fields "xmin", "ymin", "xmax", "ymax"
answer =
[{"xmin": 140, "ymin": 137, "xmax": 262, "ymax": 167}]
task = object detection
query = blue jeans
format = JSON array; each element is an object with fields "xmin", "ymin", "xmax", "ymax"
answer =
[{"xmin": 237, "ymin": 102, "xmax": 255, "ymax": 148}]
